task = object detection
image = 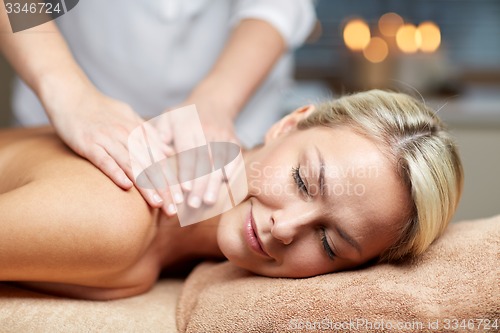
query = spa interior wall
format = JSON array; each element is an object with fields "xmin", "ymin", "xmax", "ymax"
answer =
[{"xmin": 0, "ymin": 0, "xmax": 499, "ymax": 222}]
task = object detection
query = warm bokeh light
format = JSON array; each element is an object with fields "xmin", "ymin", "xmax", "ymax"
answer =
[
  {"xmin": 345, "ymin": 15, "xmax": 441, "ymax": 57},
  {"xmin": 363, "ymin": 37, "xmax": 389, "ymax": 63},
  {"xmin": 396, "ymin": 24, "xmax": 419, "ymax": 53},
  {"xmin": 418, "ymin": 21, "xmax": 441, "ymax": 52},
  {"xmin": 378, "ymin": 12, "xmax": 404, "ymax": 37},
  {"xmin": 343, "ymin": 19, "xmax": 371, "ymax": 51}
]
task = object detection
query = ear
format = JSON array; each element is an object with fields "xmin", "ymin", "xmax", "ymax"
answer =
[{"xmin": 264, "ymin": 105, "xmax": 316, "ymax": 143}]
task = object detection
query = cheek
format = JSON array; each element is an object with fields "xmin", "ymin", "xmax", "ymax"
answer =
[
  {"xmin": 247, "ymin": 164, "xmax": 295, "ymax": 207},
  {"xmin": 281, "ymin": 246, "xmax": 335, "ymax": 277},
  {"xmin": 247, "ymin": 142, "xmax": 296, "ymax": 192},
  {"xmin": 217, "ymin": 209, "xmax": 243, "ymax": 259},
  {"xmin": 261, "ymin": 243, "xmax": 336, "ymax": 278}
]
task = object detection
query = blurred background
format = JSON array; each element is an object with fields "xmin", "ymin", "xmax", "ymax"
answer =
[{"xmin": 1, "ymin": 0, "xmax": 499, "ymax": 221}]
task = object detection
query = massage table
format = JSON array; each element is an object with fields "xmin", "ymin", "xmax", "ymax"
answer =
[{"xmin": 1, "ymin": 215, "xmax": 498, "ymax": 333}]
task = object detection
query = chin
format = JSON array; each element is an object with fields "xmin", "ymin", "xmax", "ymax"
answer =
[
  {"xmin": 222, "ymin": 255, "xmax": 271, "ymax": 277},
  {"xmin": 216, "ymin": 202, "xmax": 264, "ymax": 275}
]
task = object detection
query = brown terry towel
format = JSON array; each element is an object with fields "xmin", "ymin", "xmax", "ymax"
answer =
[{"xmin": 177, "ymin": 215, "xmax": 500, "ymax": 333}]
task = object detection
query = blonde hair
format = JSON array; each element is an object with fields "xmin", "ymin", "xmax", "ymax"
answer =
[{"xmin": 298, "ymin": 90, "xmax": 463, "ymax": 261}]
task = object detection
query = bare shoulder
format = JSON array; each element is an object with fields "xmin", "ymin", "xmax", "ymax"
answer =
[
  {"xmin": 0, "ymin": 127, "xmax": 161, "ymax": 292},
  {"xmin": 0, "ymin": 127, "xmax": 150, "ymax": 222}
]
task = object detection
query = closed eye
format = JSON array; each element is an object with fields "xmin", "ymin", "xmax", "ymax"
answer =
[
  {"xmin": 321, "ymin": 228, "xmax": 336, "ymax": 260},
  {"xmin": 292, "ymin": 166, "xmax": 310, "ymax": 197}
]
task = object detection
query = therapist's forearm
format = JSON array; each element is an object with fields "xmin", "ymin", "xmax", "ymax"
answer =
[
  {"xmin": 190, "ymin": 19, "xmax": 286, "ymax": 118},
  {"xmin": 0, "ymin": 6, "xmax": 91, "ymax": 116}
]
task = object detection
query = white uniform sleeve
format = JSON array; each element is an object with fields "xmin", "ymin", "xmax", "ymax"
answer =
[{"xmin": 230, "ymin": 0, "xmax": 317, "ymax": 49}]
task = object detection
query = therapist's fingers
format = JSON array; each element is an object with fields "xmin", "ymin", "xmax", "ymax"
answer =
[
  {"xmin": 139, "ymin": 162, "xmax": 177, "ymax": 214},
  {"xmin": 201, "ymin": 128, "xmax": 241, "ymax": 206},
  {"xmin": 104, "ymin": 136, "xmax": 167, "ymax": 209},
  {"xmin": 184, "ymin": 145, "xmax": 212, "ymax": 208},
  {"xmin": 142, "ymin": 123, "xmax": 186, "ymax": 207},
  {"xmin": 70, "ymin": 120, "xmax": 136, "ymax": 191},
  {"xmin": 175, "ymin": 130, "xmax": 205, "ymax": 193},
  {"xmin": 86, "ymin": 141, "xmax": 164, "ymax": 210},
  {"xmin": 46, "ymin": 86, "xmax": 181, "ymax": 212},
  {"xmin": 203, "ymin": 170, "xmax": 224, "ymax": 205},
  {"xmin": 156, "ymin": 116, "xmax": 174, "ymax": 147},
  {"xmin": 176, "ymin": 150, "xmax": 193, "ymax": 192},
  {"xmin": 128, "ymin": 128, "xmax": 180, "ymax": 210},
  {"xmin": 94, "ymin": 142, "xmax": 166, "ymax": 209},
  {"xmin": 86, "ymin": 144, "xmax": 134, "ymax": 190},
  {"xmin": 200, "ymin": 142, "xmax": 226, "ymax": 205},
  {"xmin": 153, "ymin": 117, "xmax": 191, "ymax": 192}
]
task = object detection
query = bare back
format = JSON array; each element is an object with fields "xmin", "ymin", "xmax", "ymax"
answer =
[{"xmin": 0, "ymin": 127, "xmax": 168, "ymax": 299}]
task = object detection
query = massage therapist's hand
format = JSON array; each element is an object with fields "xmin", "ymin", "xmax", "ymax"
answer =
[
  {"xmin": 43, "ymin": 81, "xmax": 174, "ymax": 212},
  {"xmin": 149, "ymin": 18, "xmax": 287, "ymax": 209},
  {"xmin": 156, "ymin": 95, "xmax": 240, "ymax": 209}
]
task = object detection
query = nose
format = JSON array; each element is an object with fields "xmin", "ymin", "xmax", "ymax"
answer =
[{"xmin": 270, "ymin": 210, "xmax": 314, "ymax": 245}]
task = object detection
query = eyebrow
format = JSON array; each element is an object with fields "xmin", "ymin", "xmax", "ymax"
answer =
[
  {"xmin": 314, "ymin": 145, "xmax": 362, "ymax": 256},
  {"xmin": 315, "ymin": 145, "xmax": 325, "ymax": 196},
  {"xmin": 336, "ymin": 225, "xmax": 362, "ymax": 255}
]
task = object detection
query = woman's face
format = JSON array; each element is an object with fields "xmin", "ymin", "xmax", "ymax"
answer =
[{"xmin": 217, "ymin": 107, "xmax": 411, "ymax": 278}]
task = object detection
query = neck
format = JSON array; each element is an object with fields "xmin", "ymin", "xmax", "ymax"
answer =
[
  {"xmin": 157, "ymin": 213, "xmax": 224, "ymax": 268},
  {"xmin": 158, "ymin": 145, "xmax": 262, "ymax": 267}
]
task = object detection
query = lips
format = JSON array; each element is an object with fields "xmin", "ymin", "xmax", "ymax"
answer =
[{"xmin": 245, "ymin": 202, "xmax": 271, "ymax": 258}]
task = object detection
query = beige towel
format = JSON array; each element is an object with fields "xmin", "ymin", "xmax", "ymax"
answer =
[
  {"xmin": 177, "ymin": 216, "xmax": 500, "ymax": 333},
  {"xmin": 0, "ymin": 279, "xmax": 183, "ymax": 333}
]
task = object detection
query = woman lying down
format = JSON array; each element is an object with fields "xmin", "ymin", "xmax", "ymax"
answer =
[{"xmin": 0, "ymin": 90, "xmax": 463, "ymax": 300}]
